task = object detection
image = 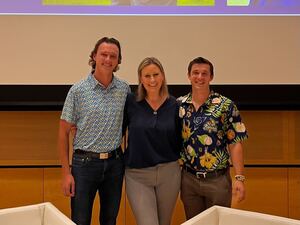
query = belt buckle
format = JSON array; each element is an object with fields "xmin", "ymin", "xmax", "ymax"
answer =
[
  {"xmin": 196, "ymin": 171, "xmax": 207, "ymax": 179},
  {"xmin": 99, "ymin": 152, "xmax": 109, "ymax": 159}
]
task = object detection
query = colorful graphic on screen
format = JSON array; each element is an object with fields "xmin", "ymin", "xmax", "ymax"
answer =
[{"xmin": 0, "ymin": 0, "xmax": 299, "ymax": 15}]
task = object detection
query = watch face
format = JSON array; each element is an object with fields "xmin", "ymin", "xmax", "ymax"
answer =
[{"xmin": 235, "ymin": 175, "xmax": 245, "ymax": 182}]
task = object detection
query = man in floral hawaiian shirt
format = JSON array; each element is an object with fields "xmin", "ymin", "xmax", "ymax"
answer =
[{"xmin": 178, "ymin": 56, "xmax": 248, "ymax": 220}]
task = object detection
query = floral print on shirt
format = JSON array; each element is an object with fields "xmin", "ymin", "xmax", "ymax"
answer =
[{"xmin": 178, "ymin": 91, "xmax": 248, "ymax": 172}]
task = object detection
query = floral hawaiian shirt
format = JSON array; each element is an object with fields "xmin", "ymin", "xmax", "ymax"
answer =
[{"xmin": 178, "ymin": 91, "xmax": 248, "ymax": 172}]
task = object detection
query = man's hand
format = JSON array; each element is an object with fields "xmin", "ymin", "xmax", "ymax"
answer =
[
  {"xmin": 232, "ymin": 180, "xmax": 245, "ymax": 202},
  {"xmin": 70, "ymin": 125, "xmax": 77, "ymax": 137},
  {"xmin": 62, "ymin": 173, "xmax": 75, "ymax": 197}
]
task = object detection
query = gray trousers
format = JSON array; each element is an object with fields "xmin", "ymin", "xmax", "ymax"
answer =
[
  {"xmin": 181, "ymin": 169, "xmax": 232, "ymax": 220},
  {"xmin": 125, "ymin": 161, "xmax": 181, "ymax": 225}
]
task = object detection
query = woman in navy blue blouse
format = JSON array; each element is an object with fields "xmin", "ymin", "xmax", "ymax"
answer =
[{"xmin": 123, "ymin": 57, "xmax": 182, "ymax": 225}]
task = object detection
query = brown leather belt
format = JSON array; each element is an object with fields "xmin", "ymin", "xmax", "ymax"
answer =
[
  {"xmin": 74, "ymin": 147, "xmax": 121, "ymax": 160},
  {"xmin": 183, "ymin": 164, "xmax": 228, "ymax": 179}
]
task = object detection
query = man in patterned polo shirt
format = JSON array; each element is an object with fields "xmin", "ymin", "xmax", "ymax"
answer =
[
  {"xmin": 178, "ymin": 56, "xmax": 248, "ymax": 220},
  {"xmin": 58, "ymin": 37, "xmax": 130, "ymax": 225}
]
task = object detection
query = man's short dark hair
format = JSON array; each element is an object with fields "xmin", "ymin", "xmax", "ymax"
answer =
[{"xmin": 188, "ymin": 57, "xmax": 214, "ymax": 76}]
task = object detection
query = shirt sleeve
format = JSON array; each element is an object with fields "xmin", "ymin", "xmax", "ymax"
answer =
[
  {"xmin": 60, "ymin": 86, "xmax": 77, "ymax": 124},
  {"xmin": 127, "ymin": 84, "xmax": 131, "ymax": 94},
  {"xmin": 225, "ymin": 102, "xmax": 248, "ymax": 145}
]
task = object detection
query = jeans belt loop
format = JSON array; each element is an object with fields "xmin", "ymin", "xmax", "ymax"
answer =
[{"xmin": 196, "ymin": 171, "xmax": 207, "ymax": 179}]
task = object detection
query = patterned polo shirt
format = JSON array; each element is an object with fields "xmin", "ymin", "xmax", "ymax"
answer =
[
  {"xmin": 61, "ymin": 73, "xmax": 130, "ymax": 153},
  {"xmin": 178, "ymin": 91, "xmax": 248, "ymax": 172}
]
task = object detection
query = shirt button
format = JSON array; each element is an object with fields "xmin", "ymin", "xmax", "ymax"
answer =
[{"xmin": 153, "ymin": 111, "xmax": 157, "ymax": 115}]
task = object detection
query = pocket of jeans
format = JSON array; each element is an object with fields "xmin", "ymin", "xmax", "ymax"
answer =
[{"xmin": 72, "ymin": 154, "xmax": 91, "ymax": 168}]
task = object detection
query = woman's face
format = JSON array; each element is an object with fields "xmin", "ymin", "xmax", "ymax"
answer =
[{"xmin": 140, "ymin": 64, "xmax": 164, "ymax": 95}]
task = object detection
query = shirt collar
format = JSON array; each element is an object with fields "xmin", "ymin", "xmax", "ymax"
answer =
[
  {"xmin": 88, "ymin": 73, "xmax": 117, "ymax": 90},
  {"xmin": 181, "ymin": 90, "xmax": 220, "ymax": 106}
]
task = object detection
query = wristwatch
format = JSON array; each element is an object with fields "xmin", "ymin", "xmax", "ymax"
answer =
[{"xmin": 235, "ymin": 174, "xmax": 245, "ymax": 182}]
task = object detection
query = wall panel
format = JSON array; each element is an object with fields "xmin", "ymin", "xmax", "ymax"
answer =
[
  {"xmin": 231, "ymin": 168, "xmax": 289, "ymax": 217},
  {"xmin": 0, "ymin": 168, "xmax": 43, "ymax": 209},
  {"xmin": 288, "ymin": 168, "xmax": 300, "ymax": 220},
  {"xmin": 241, "ymin": 111, "xmax": 290, "ymax": 164},
  {"xmin": 1, "ymin": 110, "xmax": 300, "ymax": 223},
  {"xmin": 289, "ymin": 112, "xmax": 300, "ymax": 164},
  {"xmin": 0, "ymin": 111, "xmax": 60, "ymax": 166},
  {"xmin": 1, "ymin": 110, "xmax": 299, "ymax": 165},
  {"xmin": 0, "ymin": 167, "xmax": 299, "ymax": 223}
]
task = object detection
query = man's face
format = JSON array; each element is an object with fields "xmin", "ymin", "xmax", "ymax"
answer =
[
  {"xmin": 93, "ymin": 42, "xmax": 119, "ymax": 73},
  {"xmin": 188, "ymin": 63, "xmax": 213, "ymax": 89}
]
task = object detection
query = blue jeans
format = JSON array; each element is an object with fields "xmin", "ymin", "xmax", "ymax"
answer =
[{"xmin": 71, "ymin": 150, "xmax": 124, "ymax": 225}]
